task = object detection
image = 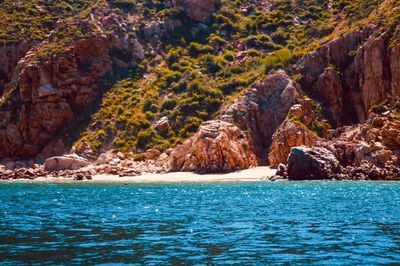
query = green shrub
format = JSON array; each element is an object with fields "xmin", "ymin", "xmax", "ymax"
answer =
[
  {"xmin": 136, "ymin": 129, "xmax": 156, "ymax": 149},
  {"xmin": 188, "ymin": 42, "xmax": 214, "ymax": 57},
  {"xmin": 133, "ymin": 153, "xmax": 146, "ymax": 161},
  {"xmin": 161, "ymin": 98, "xmax": 177, "ymax": 111}
]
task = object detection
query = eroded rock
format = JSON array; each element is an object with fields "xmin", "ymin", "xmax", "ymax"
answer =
[
  {"xmin": 44, "ymin": 154, "xmax": 90, "ymax": 172},
  {"xmin": 268, "ymin": 102, "xmax": 319, "ymax": 167},
  {"xmin": 165, "ymin": 120, "xmax": 258, "ymax": 173},
  {"xmin": 220, "ymin": 70, "xmax": 301, "ymax": 163}
]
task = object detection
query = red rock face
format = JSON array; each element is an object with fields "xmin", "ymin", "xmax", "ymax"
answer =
[
  {"xmin": 165, "ymin": 120, "xmax": 258, "ymax": 173},
  {"xmin": 296, "ymin": 25, "xmax": 400, "ymax": 127},
  {"xmin": 268, "ymin": 102, "xmax": 320, "ymax": 168},
  {"xmin": 0, "ymin": 40, "xmax": 36, "ymax": 95},
  {"xmin": 220, "ymin": 70, "xmax": 302, "ymax": 163},
  {"xmin": 0, "ymin": 9, "xmax": 144, "ymax": 159},
  {"xmin": 282, "ymin": 108, "xmax": 400, "ymax": 180},
  {"xmin": 172, "ymin": 0, "xmax": 216, "ymax": 22}
]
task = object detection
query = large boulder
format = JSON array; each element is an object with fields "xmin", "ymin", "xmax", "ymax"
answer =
[
  {"xmin": 165, "ymin": 120, "xmax": 258, "ymax": 173},
  {"xmin": 44, "ymin": 154, "xmax": 90, "ymax": 172},
  {"xmin": 287, "ymin": 146, "xmax": 341, "ymax": 180},
  {"xmin": 153, "ymin": 116, "xmax": 170, "ymax": 133},
  {"xmin": 145, "ymin": 149, "xmax": 161, "ymax": 160}
]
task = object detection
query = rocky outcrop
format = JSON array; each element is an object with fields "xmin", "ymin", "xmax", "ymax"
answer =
[
  {"xmin": 165, "ymin": 120, "xmax": 258, "ymax": 173},
  {"xmin": 281, "ymin": 107, "xmax": 400, "ymax": 180},
  {"xmin": 220, "ymin": 70, "xmax": 301, "ymax": 163},
  {"xmin": 287, "ymin": 146, "xmax": 341, "ymax": 180},
  {"xmin": 268, "ymin": 102, "xmax": 319, "ymax": 167},
  {"xmin": 172, "ymin": 0, "xmax": 216, "ymax": 22},
  {"xmin": 0, "ymin": 7, "xmax": 145, "ymax": 159},
  {"xmin": 153, "ymin": 116, "xmax": 170, "ymax": 133},
  {"xmin": 145, "ymin": 149, "xmax": 161, "ymax": 160},
  {"xmin": 297, "ymin": 25, "xmax": 400, "ymax": 126},
  {"xmin": 143, "ymin": 19, "xmax": 183, "ymax": 42},
  {"xmin": 319, "ymin": 110, "xmax": 400, "ymax": 174},
  {"xmin": 0, "ymin": 40, "xmax": 36, "ymax": 95}
]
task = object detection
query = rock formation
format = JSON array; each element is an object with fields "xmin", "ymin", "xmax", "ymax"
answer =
[
  {"xmin": 172, "ymin": 0, "xmax": 217, "ymax": 22},
  {"xmin": 44, "ymin": 154, "xmax": 90, "ymax": 172},
  {"xmin": 0, "ymin": 7, "xmax": 144, "ymax": 159},
  {"xmin": 296, "ymin": 25, "xmax": 400, "ymax": 127},
  {"xmin": 268, "ymin": 102, "xmax": 319, "ymax": 167},
  {"xmin": 165, "ymin": 120, "xmax": 258, "ymax": 173},
  {"xmin": 220, "ymin": 70, "xmax": 301, "ymax": 163},
  {"xmin": 282, "ymin": 107, "xmax": 400, "ymax": 180},
  {"xmin": 0, "ymin": 40, "xmax": 36, "ymax": 95}
]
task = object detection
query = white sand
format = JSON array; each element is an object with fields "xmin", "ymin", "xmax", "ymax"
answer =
[{"xmin": 34, "ymin": 166, "xmax": 276, "ymax": 183}]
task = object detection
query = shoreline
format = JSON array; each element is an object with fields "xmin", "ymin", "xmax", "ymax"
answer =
[{"xmin": 13, "ymin": 167, "xmax": 277, "ymax": 183}]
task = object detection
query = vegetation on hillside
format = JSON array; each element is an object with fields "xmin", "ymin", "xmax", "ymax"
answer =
[
  {"xmin": 1, "ymin": 0, "xmax": 397, "ymax": 156},
  {"xmin": 75, "ymin": 0, "xmax": 394, "ymax": 155}
]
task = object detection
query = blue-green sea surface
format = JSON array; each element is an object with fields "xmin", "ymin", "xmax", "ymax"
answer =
[{"xmin": 0, "ymin": 181, "xmax": 400, "ymax": 265}]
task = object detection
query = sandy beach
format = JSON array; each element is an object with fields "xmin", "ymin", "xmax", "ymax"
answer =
[{"xmin": 32, "ymin": 167, "xmax": 276, "ymax": 183}]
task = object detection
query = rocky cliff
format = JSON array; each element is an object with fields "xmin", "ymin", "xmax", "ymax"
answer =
[
  {"xmin": 0, "ymin": 0, "xmax": 399, "ymax": 180},
  {"xmin": 0, "ymin": 6, "xmax": 145, "ymax": 159},
  {"xmin": 296, "ymin": 25, "xmax": 400, "ymax": 127},
  {"xmin": 266, "ymin": 23, "xmax": 400, "ymax": 179},
  {"xmin": 219, "ymin": 70, "xmax": 302, "ymax": 163},
  {"xmin": 0, "ymin": 40, "xmax": 36, "ymax": 95}
]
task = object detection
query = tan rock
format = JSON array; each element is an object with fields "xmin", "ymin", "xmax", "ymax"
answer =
[
  {"xmin": 96, "ymin": 152, "xmax": 114, "ymax": 165},
  {"xmin": 268, "ymin": 105, "xmax": 319, "ymax": 168},
  {"xmin": 166, "ymin": 120, "xmax": 258, "ymax": 173},
  {"xmin": 116, "ymin": 152, "xmax": 125, "ymax": 160},
  {"xmin": 153, "ymin": 116, "xmax": 170, "ymax": 133},
  {"xmin": 146, "ymin": 149, "xmax": 161, "ymax": 160},
  {"xmin": 220, "ymin": 70, "xmax": 301, "ymax": 163},
  {"xmin": 44, "ymin": 154, "xmax": 90, "ymax": 172}
]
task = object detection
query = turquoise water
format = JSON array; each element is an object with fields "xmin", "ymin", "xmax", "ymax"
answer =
[{"xmin": 0, "ymin": 182, "xmax": 400, "ymax": 265}]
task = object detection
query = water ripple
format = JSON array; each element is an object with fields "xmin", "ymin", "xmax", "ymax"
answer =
[{"xmin": 0, "ymin": 181, "xmax": 399, "ymax": 265}]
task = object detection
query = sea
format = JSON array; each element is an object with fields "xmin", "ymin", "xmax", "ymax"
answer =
[{"xmin": 0, "ymin": 181, "xmax": 400, "ymax": 265}]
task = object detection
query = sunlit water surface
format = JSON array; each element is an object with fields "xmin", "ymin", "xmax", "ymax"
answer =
[{"xmin": 1, "ymin": 181, "xmax": 400, "ymax": 265}]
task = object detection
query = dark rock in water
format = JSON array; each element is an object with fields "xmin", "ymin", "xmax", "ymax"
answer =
[
  {"xmin": 276, "ymin": 163, "xmax": 287, "ymax": 177},
  {"xmin": 287, "ymin": 146, "xmax": 341, "ymax": 180},
  {"xmin": 73, "ymin": 174, "xmax": 85, "ymax": 181}
]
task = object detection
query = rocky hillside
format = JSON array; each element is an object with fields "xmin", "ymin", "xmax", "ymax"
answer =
[{"xmin": 0, "ymin": 0, "xmax": 399, "ymax": 179}]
